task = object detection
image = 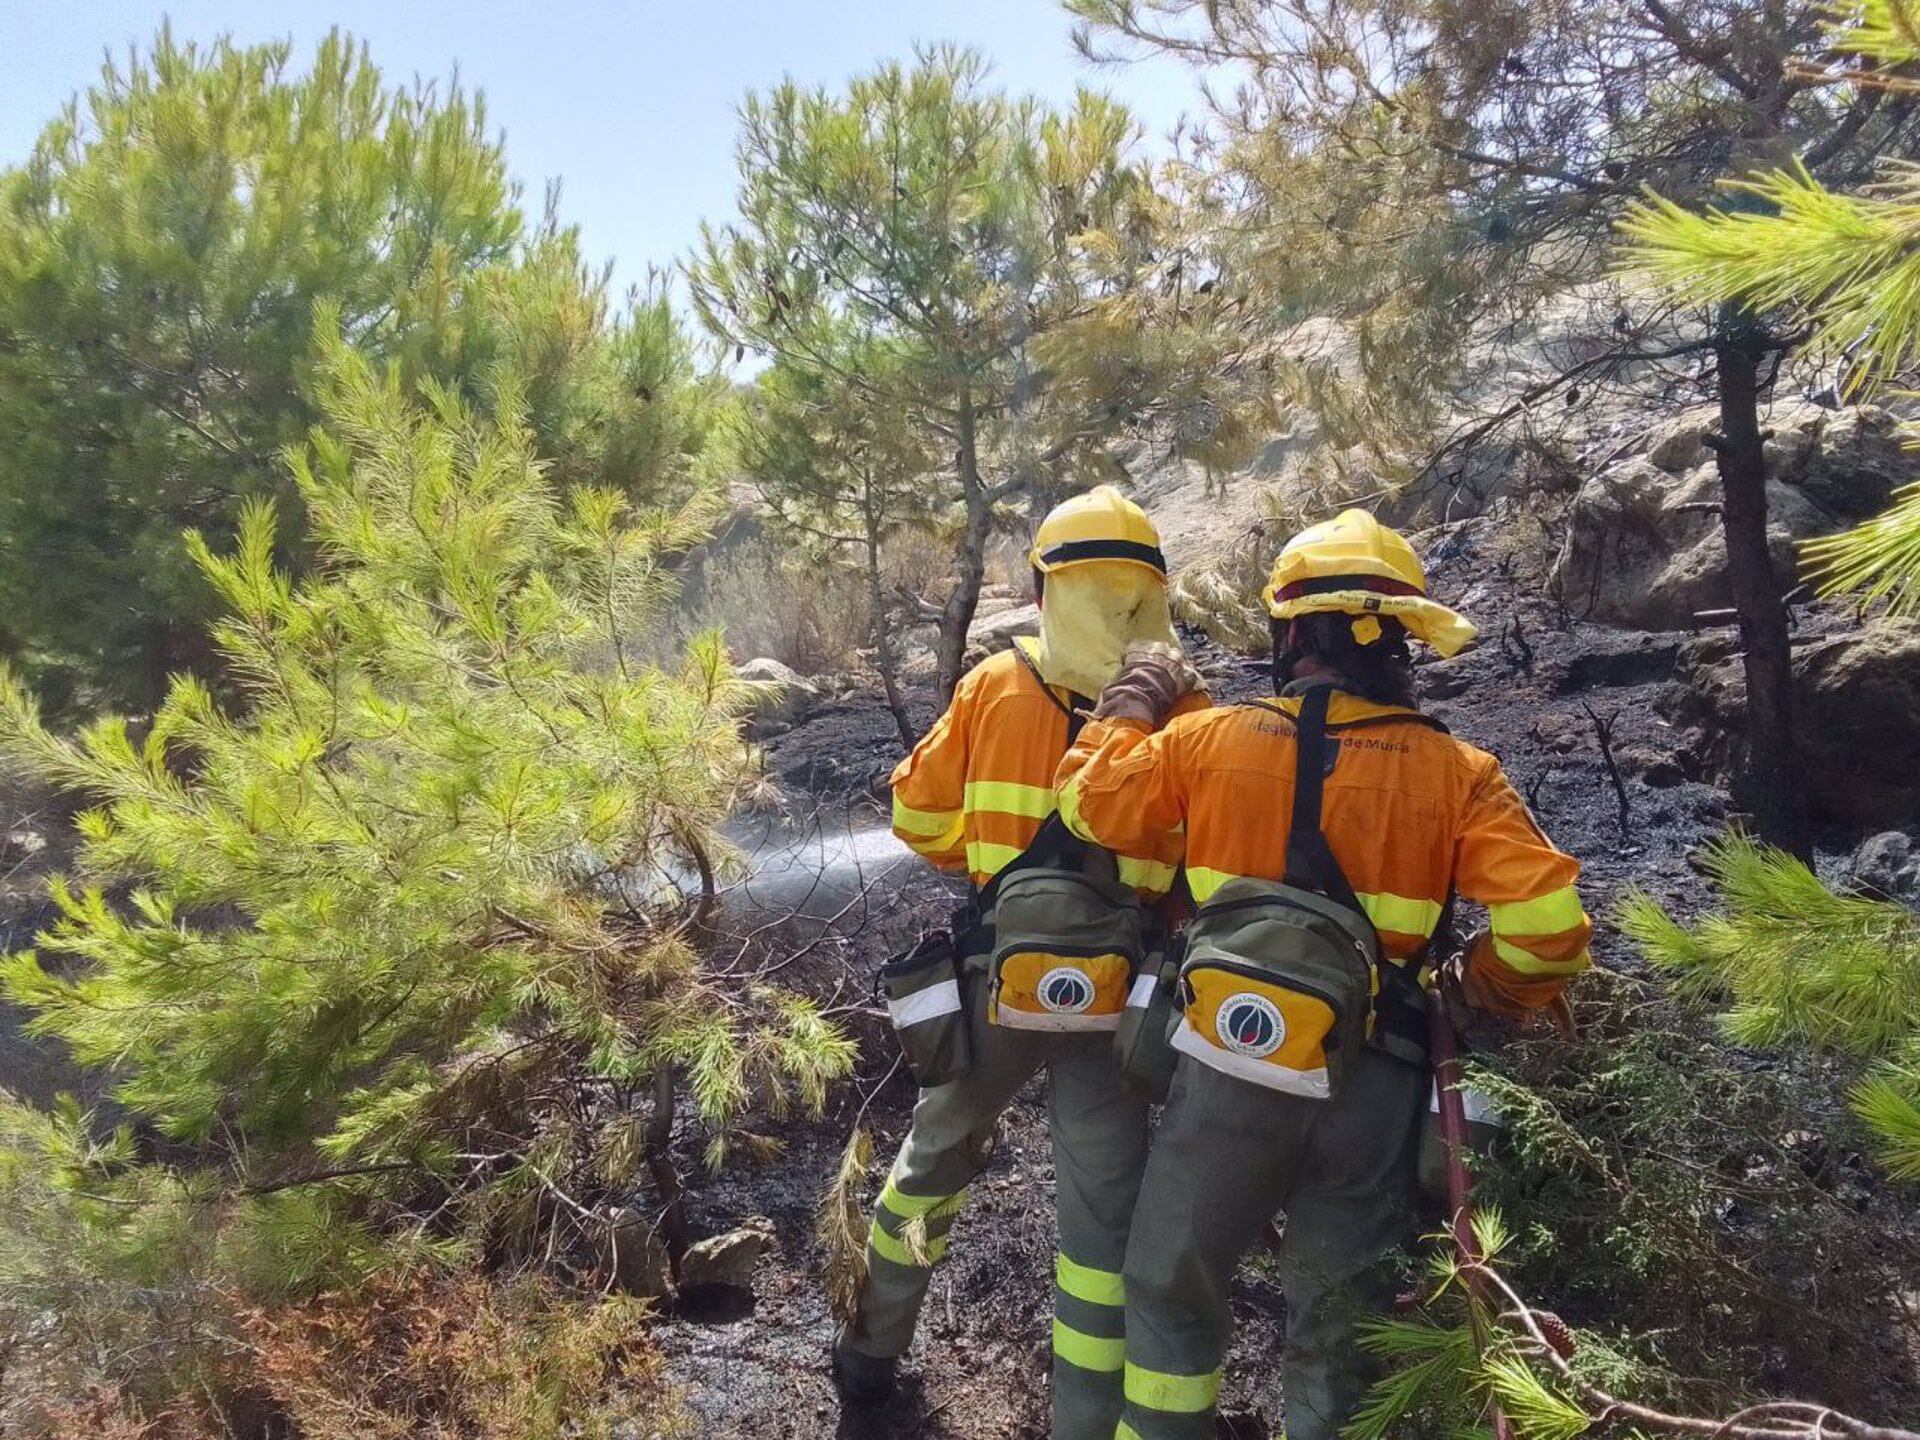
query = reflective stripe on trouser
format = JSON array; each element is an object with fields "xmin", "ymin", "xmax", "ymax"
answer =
[
  {"xmin": 1117, "ymin": 1049, "xmax": 1425, "ymax": 1440},
  {"xmin": 845, "ymin": 963, "xmax": 1150, "ymax": 1440}
]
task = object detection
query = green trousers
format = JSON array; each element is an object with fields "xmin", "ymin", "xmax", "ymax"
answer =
[
  {"xmin": 1116, "ymin": 1048, "xmax": 1426, "ymax": 1440},
  {"xmin": 846, "ymin": 964, "xmax": 1151, "ymax": 1440}
]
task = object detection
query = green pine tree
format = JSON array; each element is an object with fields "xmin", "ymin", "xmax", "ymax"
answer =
[
  {"xmin": 0, "ymin": 329, "xmax": 852, "ymax": 1302},
  {"xmin": 689, "ymin": 46, "xmax": 1274, "ymax": 698},
  {"xmin": 0, "ymin": 27, "xmax": 714, "ymax": 717}
]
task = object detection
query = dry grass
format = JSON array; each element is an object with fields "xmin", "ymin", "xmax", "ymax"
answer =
[{"xmin": 3, "ymin": 1271, "xmax": 687, "ymax": 1440}]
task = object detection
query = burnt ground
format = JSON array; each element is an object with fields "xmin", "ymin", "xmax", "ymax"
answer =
[{"xmin": 643, "ymin": 515, "xmax": 1889, "ymax": 1440}]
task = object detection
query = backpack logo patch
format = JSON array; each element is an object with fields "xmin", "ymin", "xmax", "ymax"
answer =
[
  {"xmin": 1038, "ymin": 966, "xmax": 1096, "ymax": 1014},
  {"xmin": 1219, "ymin": 992, "xmax": 1287, "ymax": 1058}
]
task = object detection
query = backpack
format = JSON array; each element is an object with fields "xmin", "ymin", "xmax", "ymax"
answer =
[
  {"xmin": 982, "ymin": 645, "xmax": 1146, "ymax": 1032},
  {"xmin": 1170, "ymin": 683, "xmax": 1438, "ymax": 1098}
]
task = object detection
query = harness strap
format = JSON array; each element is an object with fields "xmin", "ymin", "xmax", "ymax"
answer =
[{"xmin": 1282, "ymin": 685, "xmax": 1365, "ymax": 917}]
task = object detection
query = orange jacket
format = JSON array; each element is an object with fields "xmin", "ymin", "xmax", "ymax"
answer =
[
  {"xmin": 891, "ymin": 642, "xmax": 1207, "ymax": 894},
  {"xmin": 1057, "ymin": 690, "xmax": 1591, "ymax": 1010}
]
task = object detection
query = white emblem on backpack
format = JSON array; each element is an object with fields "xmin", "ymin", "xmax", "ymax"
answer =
[
  {"xmin": 1038, "ymin": 966, "xmax": 1096, "ymax": 1014},
  {"xmin": 1219, "ymin": 992, "xmax": 1286, "ymax": 1058}
]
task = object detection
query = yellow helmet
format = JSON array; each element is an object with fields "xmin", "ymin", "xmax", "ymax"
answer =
[
  {"xmin": 1029, "ymin": 485, "xmax": 1167, "ymax": 580},
  {"xmin": 1262, "ymin": 508, "xmax": 1478, "ymax": 657}
]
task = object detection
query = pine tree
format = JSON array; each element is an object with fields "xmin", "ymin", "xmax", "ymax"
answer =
[
  {"xmin": 1070, "ymin": 0, "xmax": 1920, "ymax": 858},
  {"xmin": 689, "ymin": 47, "xmax": 1274, "ymax": 698},
  {"xmin": 0, "ymin": 331, "xmax": 853, "ymax": 1292},
  {"xmin": 1621, "ymin": 0, "xmax": 1920, "ymax": 619},
  {"xmin": 730, "ymin": 327, "xmax": 944, "ymax": 745},
  {"xmin": 0, "ymin": 28, "xmax": 712, "ymax": 717}
]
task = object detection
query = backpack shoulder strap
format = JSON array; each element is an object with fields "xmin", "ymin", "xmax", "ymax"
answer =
[{"xmin": 1282, "ymin": 684, "xmax": 1366, "ymax": 918}]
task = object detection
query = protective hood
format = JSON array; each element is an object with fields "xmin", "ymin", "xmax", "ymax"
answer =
[{"xmin": 1022, "ymin": 560, "xmax": 1184, "ymax": 702}]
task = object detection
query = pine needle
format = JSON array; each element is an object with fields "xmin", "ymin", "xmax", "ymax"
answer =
[{"xmin": 814, "ymin": 1126, "xmax": 874, "ymax": 1326}]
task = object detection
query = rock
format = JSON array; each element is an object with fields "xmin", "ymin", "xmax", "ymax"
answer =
[
  {"xmin": 597, "ymin": 1206, "xmax": 672, "ymax": 1299},
  {"xmin": 1764, "ymin": 403, "xmax": 1913, "ymax": 520},
  {"xmin": 1557, "ymin": 638, "xmax": 1682, "ymax": 693},
  {"xmin": 0, "ymin": 829, "xmax": 46, "ymax": 863},
  {"xmin": 1852, "ymin": 831, "xmax": 1919, "ymax": 904},
  {"xmin": 1556, "ymin": 403, "xmax": 1911, "ymax": 632},
  {"xmin": 965, "ymin": 601, "xmax": 1040, "ymax": 656},
  {"xmin": 1665, "ymin": 618, "xmax": 1920, "ymax": 829},
  {"xmin": 1550, "ymin": 458, "xmax": 1838, "ymax": 630},
  {"xmin": 1617, "ymin": 745, "xmax": 1687, "ymax": 788},
  {"xmin": 1794, "ymin": 621, "xmax": 1920, "ymax": 829},
  {"xmin": 1420, "ymin": 662, "xmax": 1473, "ymax": 701},
  {"xmin": 1642, "ymin": 405, "xmax": 1720, "ymax": 473},
  {"xmin": 678, "ymin": 1216, "xmax": 775, "ymax": 1293},
  {"xmin": 736, "ymin": 656, "xmax": 821, "ymax": 733}
]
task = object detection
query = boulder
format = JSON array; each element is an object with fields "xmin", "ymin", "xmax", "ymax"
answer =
[
  {"xmin": 1564, "ymin": 402, "xmax": 1914, "ymax": 631},
  {"xmin": 736, "ymin": 656, "xmax": 821, "ymax": 732},
  {"xmin": 1665, "ymin": 619, "xmax": 1920, "ymax": 830},
  {"xmin": 1764, "ymin": 403, "xmax": 1912, "ymax": 520},
  {"xmin": 966, "ymin": 601, "xmax": 1041, "ymax": 655},
  {"xmin": 1793, "ymin": 621, "xmax": 1920, "ymax": 829},
  {"xmin": 596, "ymin": 1206, "xmax": 672, "ymax": 1299},
  {"xmin": 678, "ymin": 1216, "xmax": 776, "ymax": 1293},
  {"xmin": 1550, "ymin": 459, "xmax": 1838, "ymax": 630},
  {"xmin": 1852, "ymin": 831, "xmax": 1920, "ymax": 905},
  {"xmin": 1642, "ymin": 405, "xmax": 1721, "ymax": 473}
]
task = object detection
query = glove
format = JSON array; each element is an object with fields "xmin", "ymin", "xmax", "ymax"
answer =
[
  {"xmin": 1453, "ymin": 933, "xmax": 1578, "ymax": 1035},
  {"xmin": 1092, "ymin": 642, "xmax": 1203, "ymax": 727}
]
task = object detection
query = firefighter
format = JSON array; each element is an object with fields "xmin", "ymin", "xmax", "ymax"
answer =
[
  {"xmin": 1056, "ymin": 508, "xmax": 1592, "ymax": 1440},
  {"xmin": 833, "ymin": 486, "xmax": 1206, "ymax": 1440}
]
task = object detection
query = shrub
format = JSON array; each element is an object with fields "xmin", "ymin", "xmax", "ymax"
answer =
[{"xmin": 0, "ymin": 335, "xmax": 853, "ymax": 1355}]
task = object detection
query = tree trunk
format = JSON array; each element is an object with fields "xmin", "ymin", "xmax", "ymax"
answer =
[
  {"xmin": 1712, "ymin": 323, "xmax": 1813, "ymax": 861},
  {"xmin": 935, "ymin": 394, "xmax": 993, "ymax": 702},
  {"xmin": 862, "ymin": 478, "xmax": 915, "ymax": 750},
  {"xmin": 645, "ymin": 1067, "xmax": 692, "ymax": 1271},
  {"xmin": 935, "ymin": 495, "xmax": 992, "ymax": 703}
]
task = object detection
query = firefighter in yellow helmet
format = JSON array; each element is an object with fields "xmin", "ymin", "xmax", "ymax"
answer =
[
  {"xmin": 1055, "ymin": 508, "xmax": 1591, "ymax": 1440},
  {"xmin": 834, "ymin": 486, "xmax": 1207, "ymax": 1439}
]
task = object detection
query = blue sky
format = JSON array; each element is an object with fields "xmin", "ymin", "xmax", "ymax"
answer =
[{"xmin": 2, "ymin": 1, "xmax": 1208, "ymax": 292}]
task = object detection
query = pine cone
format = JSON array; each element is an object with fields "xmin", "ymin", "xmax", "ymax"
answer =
[{"xmin": 1534, "ymin": 1309, "xmax": 1577, "ymax": 1359}]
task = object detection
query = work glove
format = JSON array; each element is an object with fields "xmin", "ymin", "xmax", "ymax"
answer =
[
  {"xmin": 1453, "ymin": 933, "xmax": 1578, "ymax": 1036},
  {"xmin": 1091, "ymin": 641, "xmax": 1203, "ymax": 728}
]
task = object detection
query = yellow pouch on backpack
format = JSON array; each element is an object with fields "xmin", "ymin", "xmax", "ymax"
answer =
[
  {"xmin": 1171, "ymin": 962, "xmax": 1345, "ymax": 1098},
  {"xmin": 986, "ymin": 864, "xmax": 1143, "ymax": 1033},
  {"xmin": 991, "ymin": 947, "xmax": 1133, "ymax": 1031}
]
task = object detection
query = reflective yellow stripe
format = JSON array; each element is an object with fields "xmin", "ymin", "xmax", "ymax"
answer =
[
  {"xmin": 1117, "ymin": 1425, "xmax": 1144, "ymax": 1440},
  {"xmin": 877, "ymin": 1179, "xmax": 967, "ymax": 1221},
  {"xmin": 1117, "ymin": 855, "xmax": 1178, "ymax": 893},
  {"xmin": 1489, "ymin": 886, "xmax": 1588, "ymax": 937},
  {"xmin": 1053, "ymin": 1318, "xmax": 1126, "ymax": 1372},
  {"xmin": 1186, "ymin": 867, "xmax": 1245, "ymax": 903},
  {"xmin": 966, "ymin": 841, "xmax": 1024, "ymax": 877},
  {"xmin": 1356, "ymin": 890, "xmax": 1443, "ymax": 937},
  {"xmin": 1492, "ymin": 937, "xmax": 1591, "ymax": 976},
  {"xmin": 868, "ymin": 1218, "xmax": 948, "ymax": 1268},
  {"xmin": 1124, "ymin": 1360, "xmax": 1222, "ymax": 1413},
  {"xmin": 893, "ymin": 796, "xmax": 962, "ymax": 842},
  {"xmin": 1055, "ymin": 1253, "xmax": 1125, "ymax": 1306},
  {"xmin": 964, "ymin": 780, "xmax": 1056, "ymax": 819}
]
